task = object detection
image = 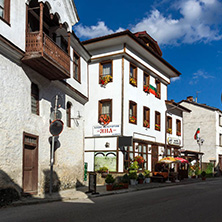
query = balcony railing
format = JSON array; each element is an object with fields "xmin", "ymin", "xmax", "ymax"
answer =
[{"xmin": 23, "ymin": 31, "xmax": 70, "ymax": 80}]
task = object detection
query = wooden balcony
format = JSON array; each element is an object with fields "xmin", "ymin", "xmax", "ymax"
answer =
[{"xmin": 22, "ymin": 32, "xmax": 70, "ymax": 80}]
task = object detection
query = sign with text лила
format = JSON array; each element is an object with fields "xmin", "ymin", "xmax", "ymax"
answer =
[{"xmin": 93, "ymin": 125, "xmax": 121, "ymax": 136}]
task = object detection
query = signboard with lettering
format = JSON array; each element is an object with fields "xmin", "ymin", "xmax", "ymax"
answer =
[
  {"xmin": 167, "ymin": 137, "xmax": 181, "ymax": 145},
  {"xmin": 93, "ymin": 125, "xmax": 121, "ymax": 136}
]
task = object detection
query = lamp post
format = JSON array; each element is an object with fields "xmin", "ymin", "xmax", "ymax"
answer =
[{"xmin": 197, "ymin": 137, "xmax": 204, "ymax": 171}]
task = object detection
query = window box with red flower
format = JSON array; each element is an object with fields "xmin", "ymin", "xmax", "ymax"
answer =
[
  {"xmin": 100, "ymin": 75, "xmax": 112, "ymax": 86},
  {"xmin": 155, "ymin": 124, "xmax": 160, "ymax": 131},
  {"xmin": 130, "ymin": 77, "xmax": 137, "ymax": 87},
  {"xmin": 143, "ymin": 85, "xmax": 150, "ymax": 93},
  {"xmin": 177, "ymin": 131, "xmax": 181, "ymax": 136},
  {"xmin": 167, "ymin": 128, "xmax": 172, "ymax": 134},
  {"xmin": 99, "ymin": 114, "xmax": 111, "ymax": 126},
  {"xmin": 143, "ymin": 120, "xmax": 150, "ymax": 128},
  {"xmin": 129, "ymin": 116, "xmax": 136, "ymax": 123}
]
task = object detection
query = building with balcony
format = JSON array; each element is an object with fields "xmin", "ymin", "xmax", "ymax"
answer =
[
  {"xmin": 0, "ymin": 0, "xmax": 90, "ymax": 195},
  {"xmin": 83, "ymin": 30, "xmax": 189, "ymax": 175},
  {"xmin": 179, "ymin": 96, "xmax": 222, "ymax": 171}
]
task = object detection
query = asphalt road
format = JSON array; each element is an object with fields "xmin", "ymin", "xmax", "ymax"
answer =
[{"xmin": 1, "ymin": 179, "xmax": 222, "ymax": 222}]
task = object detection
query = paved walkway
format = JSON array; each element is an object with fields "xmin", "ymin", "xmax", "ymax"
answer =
[{"xmin": 5, "ymin": 177, "xmax": 221, "ymax": 207}]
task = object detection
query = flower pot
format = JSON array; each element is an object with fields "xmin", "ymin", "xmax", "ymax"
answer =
[
  {"xmin": 145, "ymin": 178, "xmax": 151, "ymax": 183},
  {"xmin": 130, "ymin": 179, "xmax": 137, "ymax": 185},
  {"xmin": 101, "ymin": 172, "xmax": 108, "ymax": 178},
  {"xmin": 202, "ymin": 177, "xmax": 206, "ymax": 181},
  {"xmin": 123, "ymin": 183, "xmax": 129, "ymax": 189},
  {"xmin": 138, "ymin": 179, "xmax": 144, "ymax": 184},
  {"xmin": 106, "ymin": 184, "xmax": 113, "ymax": 191}
]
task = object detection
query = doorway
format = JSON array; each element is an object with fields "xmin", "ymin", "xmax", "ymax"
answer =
[{"xmin": 23, "ymin": 132, "xmax": 38, "ymax": 194}]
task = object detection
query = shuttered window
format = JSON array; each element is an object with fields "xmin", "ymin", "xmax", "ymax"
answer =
[
  {"xmin": 73, "ymin": 51, "xmax": 80, "ymax": 82},
  {"xmin": 176, "ymin": 119, "xmax": 181, "ymax": 136},
  {"xmin": 155, "ymin": 111, "xmax": 161, "ymax": 131},
  {"xmin": 31, "ymin": 83, "xmax": 39, "ymax": 115},
  {"xmin": 129, "ymin": 101, "xmax": 137, "ymax": 124},
  {"xmin": 0, "ymin": 0, "xmax": 10, "ymax": 24}
]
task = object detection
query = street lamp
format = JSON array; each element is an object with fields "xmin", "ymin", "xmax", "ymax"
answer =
[{"xmin": 197, "ymin": 137, "xmax": 204, "ymax": 171}]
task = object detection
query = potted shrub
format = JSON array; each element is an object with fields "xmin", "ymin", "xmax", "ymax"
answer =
[
  {"xmin": 201, "ymin": 171, "xmax": 206, "ymax": 180},
  {"xmin": 144, "ymin": 170, "xmax": 151, "ymax": 183},
  {"xmin": 129, "ymin": 170, "xmax": 137, "ymax": 185},
  {"xmin": 137, "ymin": 173, "xmax": 145, "ymax": 184},
  {"xmin": 121, "ymin": 174, "xmax": 130, "ymax": 189},
  {"xmin": 98, "ymin": 166, "xmax": 109, "ymax": 178},
  {"xmin": 105, "ymin": 174, "xmax": 115, "ymax": 191}
]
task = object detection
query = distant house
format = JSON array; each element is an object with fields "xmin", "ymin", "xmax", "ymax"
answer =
[
  {"xmin": 82, "ymin": 30, "xmax": 188, "ymax": 175},
  {"xmin": 0, "ymin": 0, "xmax": 90, "ymax": 195},
  {"xmin": 179, "ymin": 96, "xmax": 222, "ymax": 170}
]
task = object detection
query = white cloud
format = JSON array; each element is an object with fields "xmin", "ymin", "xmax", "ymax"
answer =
[
  {"xmin": 74, "ymin": 0, "xmax": 222, "ymax": 45},
  {"xmin": 74, "ymin": 21, "xmax": 124, "ymax": 39},
  {"xmin": 171, "ymin": 77, "xmax": 181, "ymax": 82},
  {"xmin": 189, "ymin": 70, "xmax": 214, "ymax": 85}
]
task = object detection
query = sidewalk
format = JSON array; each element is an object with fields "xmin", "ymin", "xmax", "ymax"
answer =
[{"xmin": 7, "ymin": 177, "xmax": 220, "ymax": 207}]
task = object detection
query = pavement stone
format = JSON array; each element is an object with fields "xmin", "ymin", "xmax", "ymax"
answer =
[{"xmin": 5, "ymin": 177, "xmax": 221, "ymax": 207}]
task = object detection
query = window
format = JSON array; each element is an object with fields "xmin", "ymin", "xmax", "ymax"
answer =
[
  {"xmin": 219, "ymin": 115, "xmax": 222, "ymax": 127},
  {"xmin": 176, "ymin": 119, "xmax": 181, "ymax": 136},
  {"xmin": 99, "ymin": 60, "xmax": 112, "ymax": 85},
  {"xmin": 174, "ymin": 149, "xmax": 179, "ymax": 157},
  {"xmin": 143, "ymin": 72, "xmax": 150, "ymax": 93},
  {"xmin": 124, "ymin": 146, "xmax": 134, "ymax": 171},
  {"xmin": 220, "ymin": 134, "xmax": 222, "ymax": 146},
  {"xmin": 143, "ymin": 107, "xmax": 150, "ymax": 128},
  {"xmin": 129, "ymin": 63, "xmax": 137, "ymax": 87},
  {"xmin": 129, "ymin": 101, "xmax": 137, "ymax": 124},
  {"xmin": 155, "ymin": 80, "xmax": 161, "ymax": 99},
  {"xmin": 31, "ymin": 83, "xmax": 39, "ymax": 115},
  {"xmin": 73, "ymin": 51, "xmax": 80, "ymax": 82},
  {"xmin": 66, "ymin": 102, "xmax": 72, "ymax": 127},
  {"xmin": 167, "ymin": 148, "xmax": 171, "ymax": 156},
  {"xmin": 98, "ymin": 99, "xmax": 112, "ymax": 124},
  {"xmin": 167, "ymin": 116, "xmax": 172, "ymax": 134},
  {"xmin": 137, "ymin": 144, "xmax": 148, "ymax": 170},
  {"xmin": 0, "ymin": 0, "xmax": 10, "ymax": 24},
  {"xmin": 155, "ymin": 111, "xmax": 161, "ymax": 131}
]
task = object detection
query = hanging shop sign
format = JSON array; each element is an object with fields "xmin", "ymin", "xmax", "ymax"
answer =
[
  {"xmin": 168, "ymin": 137, "xmax": 181, "ymax": 145},
  {"xmin": 93, "ymin": 125, "xmax": 121, "ymax": 136}
]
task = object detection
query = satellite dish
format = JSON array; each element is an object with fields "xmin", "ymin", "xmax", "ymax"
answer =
[
  {"xmin": 49, "ymin": 119, "xmax": 64, "ymax": 136},
  {"xmin": 50, "ymin": 110, "xmax": 62, "ymax": 121}
]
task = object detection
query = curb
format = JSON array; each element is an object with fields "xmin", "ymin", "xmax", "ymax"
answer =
[{"xmin": 5, "ymin": 177, "xmax": 220, "ymax": 207}]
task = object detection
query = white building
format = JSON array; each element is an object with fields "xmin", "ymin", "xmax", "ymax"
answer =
[
  {"xmin": 0, "ymin": 0, "xmax": 90, "ymax": 194},
  {"xmin": 180, "ymin": 96, "xmax": 222, "ymax": 170},
  {"xmin": 83, "ymin": 31, "xmax": 187, "ymax": 174}
]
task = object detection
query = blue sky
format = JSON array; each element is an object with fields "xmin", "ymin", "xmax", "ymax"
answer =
[{"xmin": 73, "ymin": 0, "xmax": 222, "ymax": 108}]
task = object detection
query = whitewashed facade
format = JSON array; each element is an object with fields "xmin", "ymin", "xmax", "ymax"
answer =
[
  {"xmin": 0, "ymin": 0, "xmax": 90, "ymax": 194},
  {"xmin": 83, "ymin": 31, "xmax": 184, "ymax": 174},
  {"xmin": 180, "ymin": 97, "xmax": 222, "ymax": 169}
]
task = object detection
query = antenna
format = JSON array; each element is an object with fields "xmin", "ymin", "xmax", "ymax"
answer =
[{"xmin": 196, "ymin": 91, "xmax": 200, "ymax": 102}]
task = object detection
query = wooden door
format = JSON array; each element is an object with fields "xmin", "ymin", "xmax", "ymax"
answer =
[
  {"xmin": 151, "ymin": 145, "xmax": 158, "ymax": 172},
  {"xmin": 23, "ymin": 133, "xmax": 38, "ymax": 194}
]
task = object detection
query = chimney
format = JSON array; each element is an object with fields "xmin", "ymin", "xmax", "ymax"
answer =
[{"xmin": 187, "ymin": 96, "xmax": 194, "ymax": 102}]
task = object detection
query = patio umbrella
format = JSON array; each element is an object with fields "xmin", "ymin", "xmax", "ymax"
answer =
[
  {"xmin": 158, "ymin": 157, "xmax": 181, "ymax": 182},
  {"xmin": 159, "ymin": 157, "xmax": 181, "ymax": 164},
  {"xmin": 175, "ymin": 157, "xmax": 189, "ymax": 164}
]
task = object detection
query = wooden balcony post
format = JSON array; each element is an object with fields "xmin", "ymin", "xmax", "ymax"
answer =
[{"xmin": 39, "ymin": 2, "xmax": 44, "ymax": 54}]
